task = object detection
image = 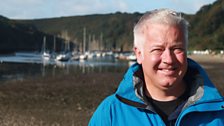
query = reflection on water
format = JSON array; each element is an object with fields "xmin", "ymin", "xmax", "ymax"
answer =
[{"xmin": 0, "ymin": 53, "xmax": 134, "ymax": 82}]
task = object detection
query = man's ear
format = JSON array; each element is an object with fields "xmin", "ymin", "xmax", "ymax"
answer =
[{"xmin": 134, "ymin": 47, "xmax": 143, "ymax": 64}]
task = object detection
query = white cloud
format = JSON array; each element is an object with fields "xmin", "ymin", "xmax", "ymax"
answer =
[
  {"xmin": 0, "ymin": 0, "xmax": 48, "ymax": 19},
  {"xmin": 50, "ymin": 0, "xmax": 100, "ymax": 17},
  {"xmin": 111, "ymin": 1, "xmax": 129, "ymax": 12},
  {"xmin": 55, "ymin": 0, "xmax": 129, "ymax": 16},
  {"xmin": 169, "ymin": 0, "xmax": 215, "ymax": 14}
]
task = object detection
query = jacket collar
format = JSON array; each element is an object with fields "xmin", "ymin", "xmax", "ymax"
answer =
[{"xmin": 115, "ymin": 58, "xmax": 223, "ymax": 109}]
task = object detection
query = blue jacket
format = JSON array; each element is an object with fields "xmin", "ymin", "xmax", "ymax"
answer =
[{"xmin": 89, "ymin": 59, "xmax": 224, "ymax": 126}]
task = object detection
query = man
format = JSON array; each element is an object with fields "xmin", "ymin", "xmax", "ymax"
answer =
[{"xmin": 89, "ymin": 9, "xmax": 224, "ymax": 126}]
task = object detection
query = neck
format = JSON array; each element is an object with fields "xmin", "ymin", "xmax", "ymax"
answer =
[{"xmin": 145, "ymin": 81, "xmax": 186, "ymax": 101}]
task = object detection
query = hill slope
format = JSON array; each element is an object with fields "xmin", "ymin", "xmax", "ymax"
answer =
[
  {"xmin": 17, "ymin": 12, "xmax": 142, "ymax": 51},
  {"xmin": 189, "ymin": 0, "xmax": 224, "ymax": 50},
  {"xmin": 0, "ymin": 16, "xmax": 67, "ymax": 53}
]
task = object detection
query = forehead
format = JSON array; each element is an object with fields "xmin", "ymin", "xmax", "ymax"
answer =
[
  {"xmin": 144, "ymin": 23, "xmax": 182, "ymax": 34},
  {"xmin": 143, "ymin": 23, "xmax": 184, "ymax": 43}
]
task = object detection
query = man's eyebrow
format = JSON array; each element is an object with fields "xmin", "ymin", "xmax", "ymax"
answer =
[
  {"xmin": 151, "ymin": 42, "xmax": 184, "ymax": 46},
  {"xmin": 172, "ymin": 43, "xmax": 185, "ymax": 47},
  {"xmin": 151, "ymin": 44, "xmax": 164, "ymax": 47}
]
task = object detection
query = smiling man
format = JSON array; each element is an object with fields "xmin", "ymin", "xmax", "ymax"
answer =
[
  {"xmin": 134, "ymin": 22, "xmax": 187, "ymax": 101},
  {"xmin": 89, "ymin": 9, "xmax": 224, "ymax": 126}
]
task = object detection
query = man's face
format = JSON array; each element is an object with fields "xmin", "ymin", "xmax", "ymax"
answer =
[{"xmin": 135, "ymin": 24, "xmax": 187, "ymax": 91}]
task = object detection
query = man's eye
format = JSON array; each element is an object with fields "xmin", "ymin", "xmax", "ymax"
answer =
[
  {"xmin": 150, "ymin": 49, "xmax": 163, "ymax": 54},
  {"xmin": 173, "ymin": 48, "xmax": 184, "ymax": 54}
]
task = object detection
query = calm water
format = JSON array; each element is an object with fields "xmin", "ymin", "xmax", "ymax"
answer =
[{"xmin": 0, "ymin": 52, "xmax": 133, "ymax": 82}]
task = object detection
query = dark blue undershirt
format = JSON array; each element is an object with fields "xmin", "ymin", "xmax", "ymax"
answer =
[{"xmin": 146, "ymin": 87, "xmax": 189, "ymax": 125}]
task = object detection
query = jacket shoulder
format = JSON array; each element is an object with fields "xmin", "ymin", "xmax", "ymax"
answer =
[{"xmin": 88, "ymin": 94, "xmax": 119, "ymax": 126}]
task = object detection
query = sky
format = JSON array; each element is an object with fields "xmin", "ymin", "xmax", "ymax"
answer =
[{"xmin": 0, "ymin": 0, "xmax": 216, "ymax": 19}]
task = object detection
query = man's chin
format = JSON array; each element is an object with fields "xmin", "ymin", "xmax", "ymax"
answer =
[{"xmin": 158, "ymin": 80, "xmax": 177, "ymax": 89}]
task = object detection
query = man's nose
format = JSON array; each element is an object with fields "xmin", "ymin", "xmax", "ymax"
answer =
[{"xmin": 162, "ymin": 49, "xmax": 174, "ymax": 64}]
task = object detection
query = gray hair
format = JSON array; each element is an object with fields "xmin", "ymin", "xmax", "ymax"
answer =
[{"xmin": 133, "ymin": 9, "xmax": 189, "ymax": 50}]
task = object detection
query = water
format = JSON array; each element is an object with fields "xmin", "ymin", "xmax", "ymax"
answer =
[{"xmin": 0, "ymin": 52, "xmax": 133, "ymax": 82}]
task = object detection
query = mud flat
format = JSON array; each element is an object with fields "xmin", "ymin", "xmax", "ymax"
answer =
[
  {"xmin": 0, "ymin": 72, "xmax": 124, "ymax": 126},
  {"xmin": 189, "ymin": 54, "xmax": 224, "ymax": 96}
]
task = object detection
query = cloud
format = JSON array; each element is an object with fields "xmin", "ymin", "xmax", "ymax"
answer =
[
  {"xmin": 169, "ymin": 0, "xmax": 215, "ymax": 14},
  {"xmin": 112, "ymin": 1, "xmax": 129, "ymax": 12},
  {"xmin": 54, "ymin": 0, "xmax": 129, "ymax": 16},
  {"xmin": 0, "ymin": 0, "xmax": 48, "ymax": 19}
]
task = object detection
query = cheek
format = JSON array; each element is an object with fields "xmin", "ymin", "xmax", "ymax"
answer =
[
  {"xmin": 176, "ymin": 53, "xmax": 187, "ymax": 64},
  {"xmin": 143, "ymin": 54, "xmax": 161, "ymax": 68},
  {"xmin": 151, "ymin": 55, "xmax": 161, "ymax": 62},
  {"xmin": 148, "ymin": 54, "xmax": 162, "ymax": 64},
  {"xmin": 176, "ymin": 54, "xmax": 188, "ymax": 72}
]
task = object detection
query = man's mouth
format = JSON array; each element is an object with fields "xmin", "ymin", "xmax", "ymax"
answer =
[{"xmin": 158, "ymin": 67, "xmax": 177, "ymax": 75}]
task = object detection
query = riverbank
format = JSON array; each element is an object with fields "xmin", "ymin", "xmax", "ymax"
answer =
[
  {"xmin": 0, "ymin": 54, "xmax": 223, "ymax": 126},
  {"xmin": 189, "ymin": 54, "xmax": 224, "ymax": 96},
  {"xmin": 0, "ymin": 72, "xmax": 124, "ymax": 126}
]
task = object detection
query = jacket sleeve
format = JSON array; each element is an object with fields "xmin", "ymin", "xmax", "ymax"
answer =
[{"xmin": 88, "ymin": 96, "xmax": 113, "ymax": 126}]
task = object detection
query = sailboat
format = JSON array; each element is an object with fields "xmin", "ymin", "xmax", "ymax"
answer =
[
  {"xmin": 41, "ymin": 36, "xmax": 51, "ymax": 60},
  {"xmin": 55, "ymin": 40, "xmax": 71, "ymax": 62},
  {"xmin": 55, "ymin": 52, "xmax": 71, "ymax": 61},
  {"xmin": 79, "ymin": 27, "xmax": 88, "ymax": 61}
]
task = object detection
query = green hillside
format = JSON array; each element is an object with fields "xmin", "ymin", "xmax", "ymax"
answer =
[
  {"xmin": 0, "ymin": 16, "xmax": 42, "ymax": 53},
  {"xmin": 17, "ymin": 12, "xmax": 142, "ymax": 51},
  {"xmin": 0, "ymin": 16, "xmax": 70, "ymax": 53},
  {"xmin": 189, "ymin": 0, "xmax": 224, "ymax": 50}
]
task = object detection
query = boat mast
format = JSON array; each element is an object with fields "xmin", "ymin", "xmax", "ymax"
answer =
[
  {"xmin": 42, "ymin": 36, "xmax": 46, "ymax": 53},
  {"xmin": 53, "ymin": 36, "xmax": 56, "ymax": 52},
  {"xmin": 83, "ymin": 27, "xmax": 86, "ymax": 53}
]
